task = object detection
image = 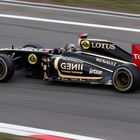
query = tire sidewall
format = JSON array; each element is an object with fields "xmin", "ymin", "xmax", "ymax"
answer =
[
  {"xmin": 0, "ymin": 57, "xmax": 8, "ymax": 80},
  {"xmin": 0, "ymin": 54, "xmax": 15, "ymax": 82},
  {"xmin": 112, "ymin": 65, "xmax": 136, "ymax": 92}
]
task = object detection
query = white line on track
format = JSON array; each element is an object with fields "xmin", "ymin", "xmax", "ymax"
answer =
[
  {"xmin": 0, "ymin": 14, "xmax": 140, "ymax": 32},
  {"xmin": 1, "ymin": 0, "xmax": 140, "ymax": 20},
  {"xmin": 0, "ymin": 122, "xmax": 105, "ymax": 140}
]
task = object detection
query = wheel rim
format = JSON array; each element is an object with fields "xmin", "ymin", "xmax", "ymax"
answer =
[
  {"xmin": 116, "ymin": 70, "xmax": 131, "ymax": 88},
  {"xmin": 0, "ymin": 61, "xmax": 6, "ymax": 77},
  {"xmin": 0, "ymin": 60, "xmax": 7, "ymax": 80},
  {"xmin": 113, "ymin": 68, "xmax": 133, "ymax": 91}
]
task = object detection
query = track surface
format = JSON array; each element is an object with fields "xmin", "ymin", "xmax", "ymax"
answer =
[{"xmin": 0, "ymin": 3, "xmax": 140, "ymax": 140}]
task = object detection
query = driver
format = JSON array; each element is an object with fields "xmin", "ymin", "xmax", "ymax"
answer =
[
  {"xmin": 64, "ymin": 44, "xmax": 76, "ymax": 52},
  {"xmin": 52, "ymin": 48, "xmax": 62, "ymax": 54},
  {"xmin": 52, "ymin": 44, "xmax": 76, "ymax": 54}
]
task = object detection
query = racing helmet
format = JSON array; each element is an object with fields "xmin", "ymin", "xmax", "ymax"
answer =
[
  {"xmin": 78, "ymin": 33, "xmax": 89, "ymax": 49},
  {"xmin": 79, "ymin": 33, "xmax": 88, "ymax": 39},
  {"xmin": 64, "ymin": 44, "xmax": 76, "ymax": 52}
]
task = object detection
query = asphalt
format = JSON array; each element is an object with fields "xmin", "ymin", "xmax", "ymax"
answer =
[{"xmin": 0, "ymin": 3, "xmax": 140, "ymax": 140}]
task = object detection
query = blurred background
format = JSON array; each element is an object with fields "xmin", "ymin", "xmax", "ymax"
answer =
[{"xmin": 23, "ymin": 0, "xmax": 140, "ymax": 13}]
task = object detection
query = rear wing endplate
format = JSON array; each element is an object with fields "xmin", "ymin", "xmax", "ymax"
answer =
[{"xmin": 132, "ymin": 44, "xmax": 140, "ymax": 69}]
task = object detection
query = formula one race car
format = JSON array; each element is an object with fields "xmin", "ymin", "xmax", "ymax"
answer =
[{"xmin": 0, "ymin": 33, "xmax": 140, "ymax": 93}]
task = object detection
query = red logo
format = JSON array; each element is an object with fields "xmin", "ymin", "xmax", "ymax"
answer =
[{"xmin": 132, "ymin": 44, "xmax": 140, "ymax": 69}]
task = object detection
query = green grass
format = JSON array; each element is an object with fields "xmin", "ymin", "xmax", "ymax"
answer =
[
  {"xmin": 26, "ymin": 0, "xmax": 140, "ymax": 13},
  {"xmin": 0, "ymin": 133, "xmax": 36, "ymax": 140}
]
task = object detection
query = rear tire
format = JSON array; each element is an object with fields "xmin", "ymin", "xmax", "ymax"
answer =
[
  {"xmin": 112, "ymin": 64, "xmax": 139, "ymax": 93},
  {"xmin": 0, "ymin": 54, "xmax": 15, "ymax": 82}
]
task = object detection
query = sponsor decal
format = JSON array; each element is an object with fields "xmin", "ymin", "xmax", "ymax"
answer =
[
  {"xmin": 44, "ymin": 72, "xmax": 48, "ymax": 80},
  {"xmin": 28, "ymin": 53, "xmax": 37, "ymax": 64},
  {"xmin": 133, "ymin": 54, "xmax": 140, "ymax": 60},
  {"xmin": 132, "ymin": 44, "xmax": 140, "ymax": 69},
  {"xmin": 90, "ymin": 81, "xmax": 100, "ymax": 84},
  {"xmin": 106, "ymin": 80, "xmax": 112, "ymax": 85},
  {"xmin": 91, "ymin": 42, "xmax": 115, "ymax": 50},
  {"xmin": 89, "ymin": 68, "xmax": 102, "ymax": 75},
  {"xmin": 43, "ymin": 64, "xmax": 47, "ymax": 70},
  {"xmin": 55, "ymin": 57, "xmax": 103, "ymax": 80},
  {"xmin": 60, "ymin": 63, "xmax": 83, "ymax": 74},
  {"xmin": 80, "ymin": 40, "xmax": 90, "ymax": 49},
  {"xmin": 61, "ymin": 63, "xmax": 83, "ymax": 71},
  {"xmin": 96, "ymin": 58, "xmax": 117, "ymax": 66}
]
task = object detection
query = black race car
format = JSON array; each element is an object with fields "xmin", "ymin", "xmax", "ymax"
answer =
[{"xmin": 0, "ymin": 33, "xmax": 140, "ymax": 93}]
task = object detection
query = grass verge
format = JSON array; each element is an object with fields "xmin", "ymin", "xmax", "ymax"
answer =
[{"xmin": 23, "ymin": 0, "xmax": 140, "ymax": 13}]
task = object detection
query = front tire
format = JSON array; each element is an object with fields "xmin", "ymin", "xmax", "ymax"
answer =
[
  {"xmin": 112, "ymin": 64, "xmax": 139, "ymax": 93},
  {"xmin": 0, "ymin": 54, "xmax": 15, "ymax": 82}
]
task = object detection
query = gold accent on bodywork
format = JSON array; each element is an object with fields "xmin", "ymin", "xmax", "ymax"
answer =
[
  {"xmin": 54, "ymin": 57, "xmax": 103, "ymax": 80},
  {"xmin": 81, "ymin": 52, "xmax": 132, "ymax": 64},
  {"xmin": 80, "ymin": 40, "xmax": 90, "ymax": 49},
  {"xmin": 28, "ymin": 53, "xmax": 37, "ymax": 64},
  {"xmin": 65, "ymin": 57, "xmax": 113, "ymax": 72}
]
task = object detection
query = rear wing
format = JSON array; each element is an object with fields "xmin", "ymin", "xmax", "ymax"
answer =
[{"xmin": 132, "ymin": 44, "xmax": 140, "ymax": 69}]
